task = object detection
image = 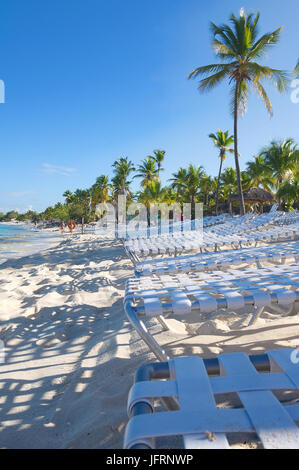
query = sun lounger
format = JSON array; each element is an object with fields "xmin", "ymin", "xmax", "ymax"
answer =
[
  {"xmin": 124, "ymin": 264, "xmax": 299, "ymax": 361},
  {"xmin": 124, "ymin": 348, "xmax": 299, "ymax": 449},
  {"xmin": 273, "ymin": 211, "xmax": 299, "ymax": 226},
  {"xmin": 125, "ymin": 221, "xmax": 299, "ymax": 263},
  {"xmin": 123, "ymin": 211, "xmax": 283, "ymax": 243},
  {"xmin": 134, "ymin": 240, "xmax": 299, "ymax": 277}
]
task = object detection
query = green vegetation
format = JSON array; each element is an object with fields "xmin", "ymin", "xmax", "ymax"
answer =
[
  {"xmin": 188, "ymin": 9, "xmax": 289, "ymax": 215},
  {"xmin": 3, "ymin": 138, "xmax": 298, "ymax": 226}
]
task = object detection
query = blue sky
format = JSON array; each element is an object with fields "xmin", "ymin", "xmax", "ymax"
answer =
[{"xmin": 0, "ymin": 0, "xmax": 298, "ymax": 213}]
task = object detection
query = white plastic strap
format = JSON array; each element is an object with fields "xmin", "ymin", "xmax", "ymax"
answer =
[
  {"xmin": 142, "ymin": 291, "xmax": 163, "ymax": 318},
  {"xmin": 171, "ymin": 291, "xmax": 192, "ymax": 316}
]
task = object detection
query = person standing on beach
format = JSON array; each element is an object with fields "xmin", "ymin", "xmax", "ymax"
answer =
[{"xmin": 61, "ymin": 222, "xmax": 65, "ymax": 234}]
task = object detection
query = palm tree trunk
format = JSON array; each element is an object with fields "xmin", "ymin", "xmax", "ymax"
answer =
[
  {"xmin": 234, "ymin": 81, "xmax": 245, "ymax": 215},
  {"xmin": 191, "ymin": 193, "xmax": 195, "ymax": 220},
  {"xmin": 215, "ymin": 156, "xmax": 224, "ymax": 216},
  {"xmin": 205, "ymin": 192, "xmax": 208, "ymax": 206},
  {"xmin": 227, "ymin": 188, "xmax": 232, "ymax": 215},
  {"xmin": 276, "ymin": 177, "xmax": 283, "ymax": 206}
]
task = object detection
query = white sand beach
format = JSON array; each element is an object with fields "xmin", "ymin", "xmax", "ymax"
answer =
[{"xmin": 0, "ymin": 235, "xmax": 298, "ymax": 449}]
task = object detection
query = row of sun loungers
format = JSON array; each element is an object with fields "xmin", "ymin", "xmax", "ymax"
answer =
[
  {"xmin": 121, "ymin": 213, "xmax": 299, "ymax": 449},
  {"xmin": 125, "ymin": 221, "xmax": 299, "ymax": 262},
  {"xmin": 123, "ymin": 209, "xmax": 284, "ymax": 241},
  {"xmin": 134, "ymin": 240, "xmax": 299, "ymax": 276}
]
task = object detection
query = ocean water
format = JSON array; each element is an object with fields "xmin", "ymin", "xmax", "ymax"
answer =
[{"xmin": 0, "ymin": 224, "xmax": 61, "ymax": 264}]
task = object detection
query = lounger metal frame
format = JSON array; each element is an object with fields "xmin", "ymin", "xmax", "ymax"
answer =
[
  {"xmin": 124, "ymin": 265, "xmax": 299, "ymax": 361},
  {"xmin": 124, "ymin": 349, "xmax": 299, "ymax": 449}
]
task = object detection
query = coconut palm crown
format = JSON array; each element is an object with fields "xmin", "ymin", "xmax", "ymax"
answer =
[
  {"xmin": 209, "ymin": 130, "xmax": 234, "ymax": 214},
  {"xmin": 153, "ymin": 149, "xmax": 165, "ymax": 176},
  {"xmin": 188, "ymin": 8, "xmax": 289, "ymax": 215},
  {"xmin": 260, "ymin": 139, "xmax": 299, "ymax": 191},
  {"xmin": 246, "ymin": 155, "xmax": 274, "ymax": 191},
  {"xmin": 134, "ymin": 156, "xmax": 159, "ymax": 188},
  {"xmin": 112, "ymin": 157, "xmax": 135, "ymax": 196}
]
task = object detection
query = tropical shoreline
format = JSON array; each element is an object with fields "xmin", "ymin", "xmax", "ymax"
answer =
[{"xmin": 0, "ymin": 223, "xmax": 63, "ymax": 264}]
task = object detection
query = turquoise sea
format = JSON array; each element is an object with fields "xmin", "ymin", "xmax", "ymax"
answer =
[{"xmin": 0, "ymin": 224, "xmax": 60, "ymax": 264}]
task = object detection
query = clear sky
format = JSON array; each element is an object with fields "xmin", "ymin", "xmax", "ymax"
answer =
[{"xmin": 0, "ymin": 0, "xmax": 298, "ymax": 213}]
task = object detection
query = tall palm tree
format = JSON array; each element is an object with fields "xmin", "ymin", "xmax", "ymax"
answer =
[
  {"xmin": 209, "ymin": 130, "xmax": 234, "ymax": 214},
  {"xmin": 112, "ymin": 157, "xmax": 135, "ymax": 197},
  {"xmin": 260, "ymin": 139, "xmax": 299, "ymax": 192},
  {"xmin": 153, "ymin": 149, "xmax": 165, "ymax": 177},
  {"xmin": 188, "ymin": 9, "xmax": 289, "ymax": 215},
  {"xmin": 294, "ymin": 60, "xmax": 299, "ymax": 76},
  {"xmin": 246, "ymin": 155, "xmax": 274, "ymax": 190},
  {"xmin": 134, "ymin": 156, "xmax": 159, "ymax": 188}
]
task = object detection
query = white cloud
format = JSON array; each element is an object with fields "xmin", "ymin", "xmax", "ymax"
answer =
[{"xmin": 41, "ymin": 163, "xmax": 77, "ymax": 176}]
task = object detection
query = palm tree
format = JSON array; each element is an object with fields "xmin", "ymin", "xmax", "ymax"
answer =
[
  {"xmin": 134, "ymin": 156, "xmax": 159, "ymax": 188},
  {"xmin": 200, "ymin": 175, "xmax": 217, "ymax": 208},
  {"xmin": 240, "ymin": 170, "xmax": 252, "ymax": 191},
  {"xmin": 277, "ymin": 177, "xmax": 299, "ymax": 211},
  {"xmin": 112, "ymin": 157, "xmax": 135, "ymax": 197},
  {"xmin": 163, "ymin": 186, "xmax": 178, "ymax": 205},
  {"xmin": 169, "ymin": 168, "xmax": 188, "ymax": 201},
  {"xmin": 188, "ymin": 9, "xmax": 289, "ymax": 215},
  {"xmin": 153, "ymin": 149, "xmax": 165, "ymax": 176},
  {"xmin": 209, "ymin": 130, "xmax": 234, "ymax": 214},
  {"xmin": 184, "ymin": 164, "xmax": 206, "ymax": 219},
  {"xmin": 63, "ymin": 190, "xmax": 73, "ymax": 204},
  {"xmin": 71, "ymin": 188, "xmax": 92, "ymax": 232},
  {"xmin": 91, "ymin": 175, "xmax": 111, "ymax": 205},
  {"xmin": 246, "ymin": 155, "xmax": 274, "ymax": 190},
  {"xmin": 185, "ymin": 164, "xmax": 205, "ymax": 206},
  {"xmin": 294, "ymin": 60, "xmax": 299, "ymax": 76},
  {"xmin": 260, "ymin": 139, "xmax": 299, "ymax": 192},
  {"xmin": 137, "ymin": 180, "xmax": 167, "ymax": 226},
  {"xmin": 221, "ymin": 167, "xmax": 237, "ymax": 214}
]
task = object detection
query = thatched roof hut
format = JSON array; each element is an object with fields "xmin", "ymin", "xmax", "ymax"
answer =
[
  {"xmin": 230, "ymin": 187, "xmax": 275, "ymax": 203},
  {"xmin": 229, "ymin": 187, "xmax": 275, "ymax": 213}
]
